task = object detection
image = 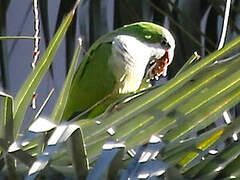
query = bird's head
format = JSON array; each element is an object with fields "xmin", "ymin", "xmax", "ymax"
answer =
[{"xmin": 111, "ymin": 22, "xmax": 175, "ymax": 93}]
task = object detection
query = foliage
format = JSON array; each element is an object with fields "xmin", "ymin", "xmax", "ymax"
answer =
[{"xmin": 0, "ymin": 0, "xmax": 240, "ymax": 179}]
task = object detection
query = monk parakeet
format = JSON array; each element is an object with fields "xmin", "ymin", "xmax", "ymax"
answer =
[{"xmin": 62, "ymin": 22, "xmax": 175, "ymax": 120}]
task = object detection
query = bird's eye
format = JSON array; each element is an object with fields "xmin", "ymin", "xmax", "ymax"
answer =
[
  {"xmin": 161, "ymin": 38, "xmax": 170, "ymax": 49},
  {"xmin": 161, "ymin": 39, "xmax": 167, "ymax": 45}
]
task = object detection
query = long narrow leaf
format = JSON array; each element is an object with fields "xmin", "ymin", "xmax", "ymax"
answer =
[
  {"xmin": 179, "ymin": 117, "xmax": 240, "ymax": 173},
  {"xmin": 195, "ymin": 143, "xmax": 240, "ymax": 179},
  {"xmin": 69, "ymin": 126, "xmax": 88, "ymax": 179},
  {"xmin": 0, "ymin": 36, "xmax": 35, "ymax": 40},
  {"xmin": 0, "ymin": 92, "xmax": 15, "ymax": 178},
  {"xmin": 0, "ymin": 0, "xmax": 11, "ymax": 89},
  {"xmin": 39, "ymin": 0, "xmax": 50, "ymax": 47},
  {"xmin": 0, "ymin": 92, "xmax": 13, "ymax": 140},
  {"xmin": 87, "ymin": 140, "xmax": 125, "ymax": 180},
  {"xmin": 54, "ymin": 0, "xmax": 77, "ymax": 73},
  {"xmin": 51, "ymin": 38, "xmax": 82, "ymax": 123},
  {"xmin": 215, "ymin": 154, "xmax": 240, "ymax": 179},
  {"xmin": 13, "ymin": 8, "xmax": 76, "ymax": 136}
]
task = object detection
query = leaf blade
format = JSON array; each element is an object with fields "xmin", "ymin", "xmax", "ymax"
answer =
[{"xmin": 13, "ymin": 10, "xmax": 75, "ymax": 136}]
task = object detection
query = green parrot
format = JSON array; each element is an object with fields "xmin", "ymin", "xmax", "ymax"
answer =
[{"xmin": 62, "ymin": 22, "xmax": 175, "ymax": 120}]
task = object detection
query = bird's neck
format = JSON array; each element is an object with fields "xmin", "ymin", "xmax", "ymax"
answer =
[{"xmin": 109, "ymin": 35, "xmax": 164, "ymax": 94}]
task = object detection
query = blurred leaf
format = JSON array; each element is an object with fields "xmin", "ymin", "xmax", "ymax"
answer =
[
  {"xmin": 231, "ymin": 0, "xmax": 240, "ymax": 34},
  {"xmin": 209, "ymin": 0, "xmax": 240, "ymax": 34},
  {"xmin": 151, "ymin": 0, "xmax": 170, "ymax": 24},
  {"xmin": 165, "ymin": 167, "xmax": 185, "ymax": 180},
  {"xmin": 178, "ymin": 128, "xmax": 224, "ymax": 168},
  {"xmin": 0, "ymin": 92, "xmax": 13, "ymax": 141},
  {"xmin": 0, "ymin": 138, "xmax": 35, "ymax": 168},
  {"xmin": 114, "ymin": 0, "xmax": 141, "ymax": 29},
  {"xmin": 167, "ymin": 1, "xmax": 216, "ymax": 49},
  {"xmin": 89, "ymin": 0, "xmax": 114, "ymax": 45},
  {"xmin": 163, "ymin": 83, "xmax": 240, "ymax": 143},
  {"xmin": 177, "ymin": 0, "xmax": 204, "ymax": 54},
  {"xmin": 87, "ymin": 140, "xmax": 124, "ymax": 180},
  {"xmin": 121, "ymin": 140, "xmax": 168, "ymax": 179},
  {"xmin": 13, "ymin": 9, "xmax": 75, "ymax": 136},
  {"xmin": 175, "ymin": 52, "xmax": 201, "ymax": 77},
  {"xmin": 26, "ymin": 122, "xmax": 81, "ymax": 179},
  {"xmin": 39, "ymin": 0, "xmax": 56, "ymax": 79},
  {"xmin": 0, "ymin": 36, "xmax": 35, "ymax": 40},
  {"xmin": 68, "ymin": 125, "xmax": 89, "ymax": 179},
  {"xmin": 66, "ymin": 14, "xmax": 77, "ymax": 72},
  {"xmin": 0, "ymin": 0, "xmax": 11, "ymax": 89},
  {"xmin": 205, "ymin": 6, "xmax": 218, "ymax": 53},
  {"xmin": 8, "ymin": 117, "xmax": 56, "ymax": 153},
  {"xmin": 55, "ymin": 0, "xmax": 76, "ymax": 31},
  {"xmin": 216, "ymin": 153, "xmax": 240, "ymax": 179},
  {"xmin": 55, "ymin": 0, "xmax": 77, "ymax": 73},
  {"xmin": 78, "ymin": 0, "xmax": 90, "ymax": 48},
  {"xmin": 39, "ymin": 0, "xmax": 50, "ymax": 47},
  {"xmin": 0, "ymin": 92, "xmax": 16, "ymax": 178},
  {"xmin": 182, "ymin": 117, "xmax": 240, "ymax": 178},
  {"xmin": 194, "ymin": 143, "xmax": 240, "ymax": 180}
]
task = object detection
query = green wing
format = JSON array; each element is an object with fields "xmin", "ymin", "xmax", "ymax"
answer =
[
  {"xmin": 62, "ymin": 22, "xmax": 158, "ymax": 120},
  {"xmin": 62, "ymin": 41, "xmax": 117, "ymax": 120}
]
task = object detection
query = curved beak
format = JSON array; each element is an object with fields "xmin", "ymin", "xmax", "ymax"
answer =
[{"xmin": 145, "ymin": 48, "xmax": 174, "ymax": 80}]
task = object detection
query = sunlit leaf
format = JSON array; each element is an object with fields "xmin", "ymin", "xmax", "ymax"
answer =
[
  {"xmin": 51, "ymin": 38, "xmax": 82, "ymax": 123},
  {"xmin": 13, "ymin": 9, "xmax": 76, "ymax": 136}
]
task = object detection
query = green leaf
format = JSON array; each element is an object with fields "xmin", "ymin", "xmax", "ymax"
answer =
[
  {"xmin": 165, "ymin": 167, "xmax": 185, "ymax": 180},
  {"xmin": 55, "ymin": 0, "xmax": 77, "ymax": 73},
  {"xmin": 0, "ymin": 92, "xmax": 13, "ymax": 141},
  {"xmin": 87, "ymin": 141, "xmax": 124, "ymax": 180},
  {"xmin": 163, "ymin": 87, "xmax": 240, "ymax": 143},
  {"xmin": 195, "ymin": 143, "xmax": 240, "ymax": 179},
  {"xmin": 0, "ymin": 36, "xmax": 35, "ymax": 40},
  {"xmin": 26, "ymin": 122, "xmax": 82, "ymax": 179},
  {"xmin": 175, "ymin": 52, "xmax": 200, "ymax": 77},
  {"xmin": 0, "ymin": 0, "xmax": 11, "ymax": 89},
  {"xmin": 114, "ymin": 0, "xmax": 141, "ymax": 29},
  {"xmin": 0, "ymin": 138, "xmax": 34, "ymax": 168},
  {"xmin": 0, "ymin": 92, "xmax": 16, "ymax": 178},
  {"xmin": 51, "ymin": 39, "xmax": 81, "ymax": 123},
  {"xmin": 13, "ymin": 9, "xmax": 75, "ymax": 137},
  {"xmin": 68, "ymin": 125, "xmax": 89, "ymax": 179},
  {"xmin": 66, "ymin": 13, "xmax": 77, "ymax": 73},
  {"xmin": 39, "ymin": 0, "xmax": 50, "ymax": 47},
  {"xmin": 216, "ymin": 154, "xmax": 240, "ymax": 179},
  {"xmin": 179, "ymin": 116, "xmax": 240, "ymax": 173}
]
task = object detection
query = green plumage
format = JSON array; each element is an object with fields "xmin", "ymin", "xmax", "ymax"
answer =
[{"xmin": 62, "ymin": 42, "xmax": 117, "ymax": 120}]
